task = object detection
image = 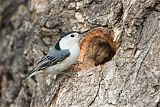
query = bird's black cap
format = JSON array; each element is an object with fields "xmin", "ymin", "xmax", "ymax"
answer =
[
  {"xmin": 54, "ymin": 31, "xmax": 81, "ymax": 50},
  {"xmin": 55, "ymin": 30, "xmax": 89, "ymax": 50}
]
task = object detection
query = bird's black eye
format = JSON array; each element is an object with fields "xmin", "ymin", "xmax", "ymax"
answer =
[{"xmin": 70, "ymin": 34, "xmax": 75, "ymax": 37}]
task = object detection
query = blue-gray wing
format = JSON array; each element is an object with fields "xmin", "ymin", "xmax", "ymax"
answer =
[{"xmin": 34, "ymin": 49, "xmax": 70, "ymax": 71}]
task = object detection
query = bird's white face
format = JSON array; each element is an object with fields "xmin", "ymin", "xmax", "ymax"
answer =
[
  {"xmin": 62, "ymin": 32, "xmax": 82, "ymax": 43},
  {"xmin": 59, "ymin": 32, "xmax": 82, "ymax": 49}
]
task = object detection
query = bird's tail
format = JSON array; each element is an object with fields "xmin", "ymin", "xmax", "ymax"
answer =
[{"xmin": 23, "ymin": 70, "xmax": 36, "ymax": 81}]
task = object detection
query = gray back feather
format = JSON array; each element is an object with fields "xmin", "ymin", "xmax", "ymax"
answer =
[{"xmin": 34, "ymin": 49, "xmax": 70, "ymax": 71}]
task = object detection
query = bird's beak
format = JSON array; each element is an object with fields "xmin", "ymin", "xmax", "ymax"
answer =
[
  {"xmin": 81, "ymin": 30, "xmax": 90, "ymax": 34},
  {"xmin": 79, "ymin": 30, "xmax": 89, "ymax": 43},
  {"xmin": 82, "ymin": 30, "xmax": 89, "ymax": 33},
  {"xmin": 80, "ymin": 29, "xmax": 90, "ymax": 38}
]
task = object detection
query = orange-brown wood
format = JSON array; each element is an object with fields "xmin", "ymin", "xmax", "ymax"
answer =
[{"xmin": 71, "ymin": 27, "xmax": 120, "ymax": 72}]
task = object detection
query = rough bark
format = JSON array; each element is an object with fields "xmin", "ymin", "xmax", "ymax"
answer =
[{"xmin": 0, "ymin": 0, "xmax": 160, "ymax": 107}]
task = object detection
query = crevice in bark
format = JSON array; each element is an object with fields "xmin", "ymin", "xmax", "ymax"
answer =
[
  {"xmin": 87, "ymin": 69, "xmax": 103, "ymax": 106},
  {"xmin": 132, "ymin": 30, "xmax": 158, "ymax": 83},
  {"xmin": 114, "ymin": 3, "xmax": 123, "ymax": 25},
  {"xmin": 156, "ymin": 100, "xmax": 160, "ymax": 107}
]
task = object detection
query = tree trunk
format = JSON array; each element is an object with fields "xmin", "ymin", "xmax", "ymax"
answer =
[{"xmin": 0, "ymin": 0, "xmax": 160, "ymax": 107}]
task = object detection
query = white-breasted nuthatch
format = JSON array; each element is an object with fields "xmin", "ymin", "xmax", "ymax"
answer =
[{"xmin": 25, "ymin": 31, "xmax": 85, "ymax": 80}]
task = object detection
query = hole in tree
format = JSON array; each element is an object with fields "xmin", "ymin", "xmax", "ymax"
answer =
[
  {"xmin": 78, "ymin": 27, "xmax": 119, "ymax": 69},
  {"xmin": 84, "ymin": 36, "xmax": 115, "ymax": 66}
]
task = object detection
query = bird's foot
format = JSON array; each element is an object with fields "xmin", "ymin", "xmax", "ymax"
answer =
[
  {"xmin": 73, "ymin": 61, "xmax": 84, "ymax": 65},
  {"xmin": 59, "ymin": 71, "xmax": 73, "ymax": 77}
]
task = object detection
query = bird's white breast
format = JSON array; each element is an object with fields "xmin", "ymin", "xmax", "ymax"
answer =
[{"xmin": 46, "ymin": 44, "xmax": 80, "ymax": 74}]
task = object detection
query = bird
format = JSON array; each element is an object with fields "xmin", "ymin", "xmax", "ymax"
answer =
[{"xmin": 25, "ymin": 31, "xmax": 84, "ymax": 80}]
